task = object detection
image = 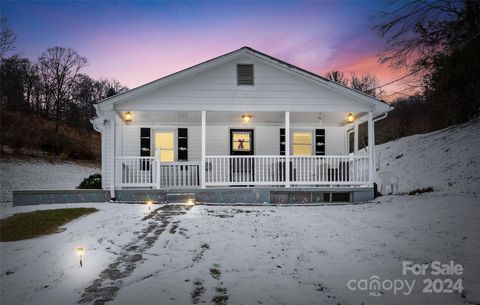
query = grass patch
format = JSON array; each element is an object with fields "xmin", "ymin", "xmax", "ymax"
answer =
[{"xmin": 0, "ymin": 208, "xmax": 98, "ymax": 242}]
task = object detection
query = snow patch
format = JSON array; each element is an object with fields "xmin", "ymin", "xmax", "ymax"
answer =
[{"xmin": 0, "ymin": 158, "xmax": 99, "ymax": 207}]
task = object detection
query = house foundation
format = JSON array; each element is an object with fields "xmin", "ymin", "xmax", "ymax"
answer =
[{"xmin": 12, "ymin": 187, "xmax": 373, "ymax": 206}]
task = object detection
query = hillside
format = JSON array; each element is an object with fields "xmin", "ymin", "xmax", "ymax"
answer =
[
  {"xmin": 0, "ymin": 111, "xmax": 100, "ymax": 160},
  {"xmin": 0, "ymin": 157, "xmax": 99, "ymax": 207},
  {"xmin": 375, "ymin": 116, "xmax": 480, "ymax": 194}
]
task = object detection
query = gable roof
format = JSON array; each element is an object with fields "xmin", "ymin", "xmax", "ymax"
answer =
[{"xmin": 98, "ymin": 46, "xmax": 391, "ymax": 111}]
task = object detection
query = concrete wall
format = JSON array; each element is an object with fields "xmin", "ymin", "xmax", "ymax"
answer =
[{"xmin": 13, "ymin": 188, "xmax": 373, "ymax": 206}]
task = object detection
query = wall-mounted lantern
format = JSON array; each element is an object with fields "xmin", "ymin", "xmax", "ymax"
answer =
[
  {"xmin": 346, "ymin": 112, "xmax": 355, "ymax": 123},
  {"xmin": 241, "ymin": 114, "xmax": 252, "ymax": 123},
  {"xmin": 124, "ymin": 111, "xmax": 132, "ymax": 123}
]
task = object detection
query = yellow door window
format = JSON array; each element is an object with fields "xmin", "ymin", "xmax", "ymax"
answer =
[
  {"xmin": 155, "ymin": 132, "xmax": 174, "ymax": 162},
  {"xmin": 293, "ymin": 131, "xmax": 313, "ymax": 156},
  {"xmin": 232, "ymin": 131, "xmax": 252, "ymax": 152}
]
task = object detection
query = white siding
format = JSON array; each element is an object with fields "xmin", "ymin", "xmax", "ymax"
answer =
[
  {"xmin": 325, "ymin": 127, "xmax": 346, "ymax": 155},
  {"xmin": 118, "ymin": 124, "xmax": 345, "ymax": 161},
  {"xmin": 103, "ymin": 120, "xmax": 112, "ymax": 189},
  {"xmin": 122, "ymin": 126, "xmax": 140, "ymax": 157},
  {"xmin": 115, "ymin": 54, "xmax": 372, "ymax": 113},
  {"xmin": 188, "ymin": 127, "xmax": 201, "ymax": 161}
]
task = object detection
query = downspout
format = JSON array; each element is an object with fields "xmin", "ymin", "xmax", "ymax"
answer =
[
  {"xmin": 371, "ymin": 111, "xmax": 390, "ymax": 177},
  {"xmin": 373, "ymin": 111, "xmax": 389, "ymax": 123},
  {"xmin": 110, "ymin": 115, "xmax": 116, "ymax": 201},
  {"xmin": 90, "ymin": 114, "xmax": 107, "ymax": 192}
]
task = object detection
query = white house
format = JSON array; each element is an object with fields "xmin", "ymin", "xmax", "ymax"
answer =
[{"xmin": 92, "ymin": 47, "xmax": 392, "ymax": 204}]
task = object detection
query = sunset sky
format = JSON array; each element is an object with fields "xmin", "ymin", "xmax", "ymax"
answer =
[{"xmin": 2, "ymin": 1, "xmax": 408, "ymax": 100}]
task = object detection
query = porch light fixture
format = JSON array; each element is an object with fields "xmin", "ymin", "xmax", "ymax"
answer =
[
  {"xmin": 241, "ymin": 114, "xmax": 252, "ymax": 123},
  {"xmin": 347, "ymin": 112, "xmax": 355, "ymax": 123},
  {"xmin": 76, "ymin": 247, "xmax": 84, "ymax": 267},
  {"xmin": 124, "ymin": 111, "xmax": 132, "ymax": 123}
]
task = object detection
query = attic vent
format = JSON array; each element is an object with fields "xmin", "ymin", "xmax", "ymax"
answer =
[{"xmin": 237, "ymin": 64, "xmax": 254, "ymax": 85}]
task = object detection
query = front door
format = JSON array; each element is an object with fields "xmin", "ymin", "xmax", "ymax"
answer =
[{"xmin": 230, "ymin": 129, "xmax": 254, "ymax": 183}]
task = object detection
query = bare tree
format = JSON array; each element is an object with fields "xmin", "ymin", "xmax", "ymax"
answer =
[
  {"xmin": 373, "ymin": 0, "xmax": 469, "ymax": 71},
  {"xmin": 325, "ymin": 70, "xmax": 349, "ymax": 86},
  {"xmin": 350, "ymin": 73, "xmax": 385, "ymax": 98},
  {"xmin": 38, "ymin": 47, "xmax": 87, "ymax": 154},
  {"xmin": 374, "ymin": 1, "xmax": 480, "ymax": 127},
  {"xmin": 0, "ymin": 16, "xmax": 16, "ymax": 58},
  {"xmin": 98, "ymin": 78, "xmax": 128, "ymax": 98}
]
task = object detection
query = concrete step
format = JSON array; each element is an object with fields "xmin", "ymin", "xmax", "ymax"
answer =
[{"xmin": 166, "ymin": 193, "xmax": 196, "ymax": 204}]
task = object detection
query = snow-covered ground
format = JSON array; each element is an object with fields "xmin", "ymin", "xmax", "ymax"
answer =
[
  {"xmin": 0, "ymin": 203, "xmax": 149, "ymax": 305},
  {"xmin": 375, "ymin": 116, "xmax": 480, "ymax": 195},
  {"xmin": 0, "ymin": 158, "xmax": 99, "ymax": 207},
  {"xmin": 1, "ymin": 118, "xmax": 479, "ymax": 305},
  {"xmin": 1, "ymin": 196, "xmax": 479, "ymax": 305}
]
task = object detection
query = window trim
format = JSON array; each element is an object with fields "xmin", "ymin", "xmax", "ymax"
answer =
[
  {"xmin": 237, "ymin": 64, "xmax": 254, "ymax": 86},
  {"xmin": 151, "ymin": 128, "xmax": 177, "ymax": 162},
  {"xmin": 291, "ymin": 130, "xmax": 314, "ymax": 156}
]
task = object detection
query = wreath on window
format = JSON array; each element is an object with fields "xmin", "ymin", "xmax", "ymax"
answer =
[{"xmin": 237, "ymin": 139, "xmax": 245, "ymax": 150}]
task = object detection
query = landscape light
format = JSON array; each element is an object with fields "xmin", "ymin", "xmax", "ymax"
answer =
[
  {"xmin": 241, "ymin": 114, "xmax": 252, "ymax": 123},
  {"xmin": 76, "ymin": 247, "xmax": 84, "ymax": 267},
  {"xmin": 124, "ymin": 111, "xmax": 132, "ymax": 123},
  {"xmin": 346, "ymin": 112, "xmax": 355, "ymax": 123},
  {"xmin": 187, "ymin": 198, "xmax": 195, "ymax": 206},
  {"xmin": 146, "ymin": 200, "xmax": 153, "ymax": 210}
]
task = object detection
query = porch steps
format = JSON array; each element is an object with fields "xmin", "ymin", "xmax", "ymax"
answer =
[{"xmin": 166, "ymin": 193, "xmax": 196, "ymax": 204}]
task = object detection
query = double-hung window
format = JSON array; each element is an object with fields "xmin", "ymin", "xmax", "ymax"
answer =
[{"xmin": 292, "ymin": 131, "xmax": 313, "ymax": 156}]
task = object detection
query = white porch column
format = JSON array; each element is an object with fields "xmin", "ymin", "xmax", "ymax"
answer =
[
  {"xmin": 367, "ymin": 112, "xmax": 375, "ymax": 187},
  {"xmin": 354, "ymin": 120, "xmax": 359, "ymax": 155},
  {"xmin": 285, "ymin": 111, "xmax": 290, "ymax": 188},
  {"xmin": 109, "ymin": 112, "xmax": 116, "ymax": 199},
  {"xmin": 200, "ymin": 110, "xmax": 206, "ymax": 189},
  {"xmin": 156, "ymin": 147, "xmax": 161, "ymax": 189}
]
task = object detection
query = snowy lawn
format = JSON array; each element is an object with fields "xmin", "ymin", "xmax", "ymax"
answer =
[
  {"xmin": 0, "ymin": 202, "xmax": 150, "ymax": 305},
  {"xmin": 1, "ymin": 194, "xmax": 479, "ymax": 305},
  {"xmin": 0, "ymin": 158, "xmax": 99, "ymax": 207}
]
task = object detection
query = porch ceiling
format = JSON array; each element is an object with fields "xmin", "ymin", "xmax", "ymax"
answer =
[{"xmin": 119, "ymin": 111, "xmax": 365, "ymax": 126}]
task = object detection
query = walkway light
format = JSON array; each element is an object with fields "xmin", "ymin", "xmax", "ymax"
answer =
[
  {"xmin": 347, "ymin": 112, "xmax": 355, "ymax": 123},
  {"xmin": 76, "ymin": 247, "xmax": 84, "ymax": 267},
  {"xmin": 241, "ymin": 114, "xmax": 252, "ymax": 123},
  {"xmin": 187, "ymin": 198, "xmax": 195, "ymax": 206},
  {"xmin": 124, "ymin": 111, "xmax": 132, "ymax": 123},
  {"xmin": 146, "ymin": 200, "xmax": 153, "ymax": 210}
]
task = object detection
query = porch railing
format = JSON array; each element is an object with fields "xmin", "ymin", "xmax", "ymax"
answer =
[
  {"xmin": 205, "ymin": 155, "xmax": 369, "ymax": 186},
  {"xmin": 117, "ymin": 156, "xmax": 157, "ymax": 188},
  {"xmin": 205, "ymin": 156, "xmax": 287, "ymax": 186},
  {"xmin": 290, "ymin": 155, "xmax": 369, "ymax": 185},
  {"xmin": 116, "ymin": 155, "xmax": 369, "ymax": 188},
  {"xmin": 116, "ymin": 157, "xmax": 200, "ymax": 188},
  {"xmin": 158, "ymin": 161, "xmax": 200, "ymax": 188}
]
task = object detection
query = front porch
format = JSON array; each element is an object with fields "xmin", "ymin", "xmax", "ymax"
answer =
[{"xmin": 109, "ymin": 110, "xmax": 376, "ymax": 193}]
